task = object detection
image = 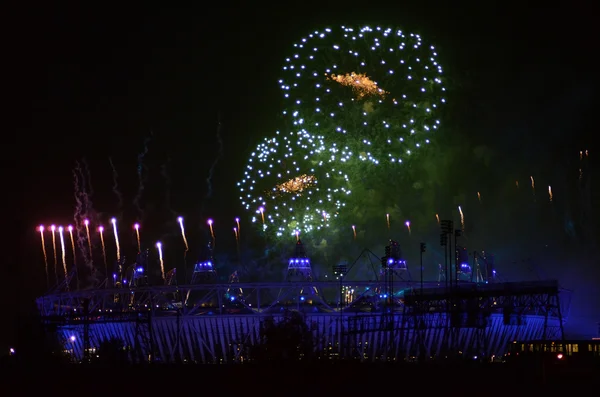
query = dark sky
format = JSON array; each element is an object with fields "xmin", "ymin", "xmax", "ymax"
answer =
[{"xmin": 3, "ymin": 1, "xmax": 598, "ymax": 350}]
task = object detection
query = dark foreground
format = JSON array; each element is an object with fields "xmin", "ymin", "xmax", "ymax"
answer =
[{"xmin": 2, "ymin": 360, "xmax": 599, "ymax": 394}]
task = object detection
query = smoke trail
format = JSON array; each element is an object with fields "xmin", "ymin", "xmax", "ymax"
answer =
[
  {"xmin": 134, "ymin": 135, "xmax": 151, "ymax": 217},
  {"xmin": 73, "ymin": 160, "xmax": 97, "ymax": 287},
  {"xmin": 108, "ymin": 157, "xmax": 123, "ymax": 210},
  {"xmin": 205, "ymin": 115, "xmax": 224, "ymax": 199},
  {"xmin": 161, "ymin": 155, "xmax": 176, "ymax": 216}
]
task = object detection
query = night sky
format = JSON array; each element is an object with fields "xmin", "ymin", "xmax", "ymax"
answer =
[{"xmin": 4, "ymin": 2, "xmax": 598, "ymax": 351}]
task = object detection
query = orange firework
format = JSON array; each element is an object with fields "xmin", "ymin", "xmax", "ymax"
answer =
[{"xmin": 208, "ymin": 219, "xmax": 215, "ymax": 244}]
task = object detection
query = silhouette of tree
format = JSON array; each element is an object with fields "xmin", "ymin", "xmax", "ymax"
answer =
[
  {"xmin": 96, "ymin": 337, "xmax": 128, "ymax": 364},
  {"xmin": 253, "ymin": 310, "xmax": 314, "ymax": 362}
]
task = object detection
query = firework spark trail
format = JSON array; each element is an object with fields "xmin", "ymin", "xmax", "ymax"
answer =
[
  {"xmin": 548, "ymin": 186, "xmax": 553, "ymax": 202},
  {"xmin": 58, "ymin": 226, "xmax": 68, "ymax": 281},
  {"xmin": 477, "ymin": 192, "xmax": 481, "ymax": 203},
  {"xmin": 458, "ymin": 206, "xmax": 465, "ymax": 232},
  {"xmin": 134, "ymin": 135, "xmax": 151, "ymax": 217},
  {"xmin": 207, "ymin": 219, "xmax": 215, "ymax": 245},
  {"xmin": 84, "ymin": 219, "xmax": 92, "ymax": 257},
  {"xmin": 134, "ymin": 223, "xmax": 141, "ymax": 253},
  {"xmin": 39, "ymin": 226, "xmax": 49, "ymax": 286},
  {"xmin": 530, "ymin": 176, "xmax": 536, "ymax": 201},
  {"xmin": 68, "ymin": 225, "xmax": 76, "ymax": 266},
  {"xmin": 156, "ymin": 242, "xmax": 165, "ymax": 280},
  {"xmin": 435, "ymin": 213, "xmax": 440, "ymax": 224},
  {"xmin": 405, "ymin": 220, "xmax": 411, "ymax": 236},
  {"xmin": 111, "ymin": 218, "xmax": 120, "ymax": 262},
  {"xmin": 50, "ymin": 225, "xmax": 57, "ymax": 279},
  {"xmin": 352, "ymin": 225, "xmax": 356, "ymax": 240},
  {"xmin": 177, "ymin": 217, "xmax": 189, "ymax": 252},
  {"xmin": 108, "ymin": 157, "xmax": 123, "ymax": 210},
  {"xmin": 99, "ymin": 226, "xmax": 107, "ymax": 271},
  {"xmin": 386, "ymin": 213, "xmax": 390, "ymax": 230}
]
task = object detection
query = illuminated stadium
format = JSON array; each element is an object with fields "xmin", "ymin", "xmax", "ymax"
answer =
[{"xmin": 36, "ymin": 235, "xmax": 570, "ymax": 363}]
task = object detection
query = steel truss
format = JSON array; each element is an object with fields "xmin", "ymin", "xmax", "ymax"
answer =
[
  {"xmin": 37, "ymin": 280, "xmax": 569, "ymax": 363},
  {"xmin": 402, "ymin": 280, "xmax": 566, "ymax": 359}
]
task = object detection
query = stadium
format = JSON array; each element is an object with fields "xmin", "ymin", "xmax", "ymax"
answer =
[{"xmin": 36, "ymin": 236, "xmax": 570, "ymax": 363}]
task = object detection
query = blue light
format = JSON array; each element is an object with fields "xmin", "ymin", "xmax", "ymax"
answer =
[
  {"xmin": 230, "ymin": 296, "xmax": 235, "ymax": 301},
  {"xmin": 136, "ymin": 267, "xmax": 143, "ymax": 273},
  {"xmin": 300, "ymin": 296, "xmax": 305, "ymax": 301}
]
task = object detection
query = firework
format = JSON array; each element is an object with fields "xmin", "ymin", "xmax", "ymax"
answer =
[
  {"xmin": 84, "ymin": 219, "xmax": 92, "ymax": 257},
  {"xmin": 177, "ymin": 217, "xmax": 189, "ymax": 252},
  {"xmin": 58, "ymin": 226, "xmax": 67, "ymax": 280},
  {"xmin": 50, "ymin": 225, "xmax": 57, "ymax": 278},
  {"xmin": 279, "ymin": 26, "xmax": 445, "ymax": 163},
  {"xmin": 98, "ymin": 226, "xmax": 107, "ymax": 271},
  {"xmin": 111, "ymin": 218, "xmax": 120, "ymax": 262},
  {"xmin": 405, "ymin": 220, "xmax": 411, "ymax": 235},
  {"xmin": 239, "ymin": 130, "xmax": 351, "ymax": 237},
  {"xmin": 156, "ymin": 242, "xmax": 165, "ymax": 280},
  {"xmin": 207, "ymin": 219, "xmax": 215, "ymax": 243},
  {"xmin": 67, "ymin": 225, "xmax": 76, "ymax": 266},
  {"xmin": 458, "ymin": 206, "xmax": 465, "ymax": 232},
  {"xmin": 240, "ymin": 25, "xmax": 446, "ymax": 237},
  {"xmin": 38, "ymin": 225, "xmax": 48, "ymax": 285},
  {"xmin": 134, "ymin": 223, "xmax": 141, "ymax": 253}
]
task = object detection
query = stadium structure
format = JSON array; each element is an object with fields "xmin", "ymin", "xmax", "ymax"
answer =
[{"xmin": 37, "ymin": 225, "xmax": 571, "ymax": 364}]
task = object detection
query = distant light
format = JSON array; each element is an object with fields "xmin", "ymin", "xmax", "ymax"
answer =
[
  {"xmin": 84, "ymin": 219, "xmax": 89, "ymax": 226},
  {"xmin": 557, "ymin": 353, "xmax": 563, "ymax": 360},
  {"xmin": 50, "ymin": 225, "xmax": 56, "ymax": 231},
  {"xmin": 207, "ymin": 219, "xmax": 213, "ymax": 225},
  {"xmin": 111, "ymin": 218, "xmax": 116, "ymax": 224},
  {"xmin": 156, "ymin": 242, "xmax": 162, "ymax": 248},
  {"xmin": 67, "ymin": 225, "xmax": 73, "ymax": 232},
  {"xmin": 177, "ymin": 216, "xmax": 183, "ymax": 222},
  {"xmin": 134, "ymin": 223, "xmax": 139, "ymax": 229},
  {"xmin": 70, "ymin": 336, "xmax": 76, "ymax": 342}
]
